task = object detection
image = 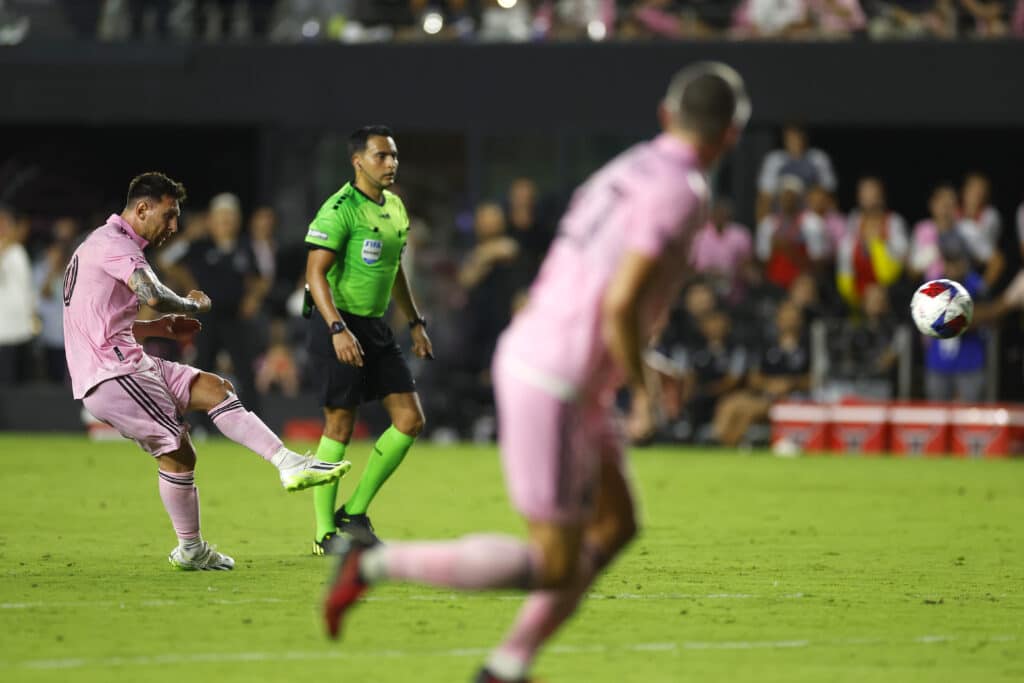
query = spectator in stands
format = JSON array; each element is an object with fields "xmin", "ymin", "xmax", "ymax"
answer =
[
  {"xmin": 164, "ymin": 192, "xmax": 268, "ymax": 413},
  {"xmin": 829, "ymin": 283, "xmax": 900, "ymax": 399},
  {"xmin": 732, "ymin": 0, "xmax": 814, "ymax": 37},
  {"xmin": 806, "ymin": 185, "xmax": 847, "ymax": 256},
  {"xmin": 626, "ymin": 0, "xmax": 685, "ymax": 39},
  {"xmin": 33, "ymin": 217, "xmax": 80, "ymax": 383},
  {"xmin": 908, "ymin": 183, "xmax": 961, "ymax": 282},
  {"xmin": 535, "ymin": 0, "xmax": 617, "ymax": 40},
  {"xmin": 906, "ymin": 181, "xmax": 1001, "ymax": 287},
  {"xmin": 689, "ymin": 197, "xmax": 755, "ymax": 303},
  {"xmin": 256, "ymin": 319, "xmax": 299, "ymax": 397},
  {"xmin": 923, "ymin": 237, "xmax": 988, "ymax": 402},
  {"xmin": 712, "ymin": 301, "xmax": 811, "ymax": 447},
  {"xmin": 756, "ymin": 124, "xmax": 836, "ymax": 221},
  {"xmin": 786, "ymin": 271, "xmax": 828, "ymax": 322},
  {"xmin": 458, "ymin": 202, "xmax": 529, "ymax": 375},
  {"xmin": 959, "ymin": 171, "xmax": 1005, "ymax": 288},
  {"xmin": 157, "ymin": 208, "xmax": 208, "ymax": 290},
  {"xmin": 756, "ymin": 175, "xmax": 829, "ymax": 291},
  {"xmin": 959, "ymin": 171, "xmax": 1000, "ymax": 250},
  {"xmin": 836, "ymin": 177, "xmax": 907, "ymax": 311},
  {"xmin": 1015, "ymin": 0, "xmax": 1024, "ymax": 34},
  {"xmin": 0, "ymin": 205, "xmax": 35, "ymax": 384},
  {"xmin": 249, "ymin": 205, "xmax": 277, "ymax": 282},
  {"xmin": 479, "ymin": 0, "xmax": 534, "ymax": 41},
  {"xmin": 959, "ymin": 0, "xmax": 1010, "ymax": 36},
  {"xmin": 672, "ymin": 278, "xmax": 719, "ymax": 349},
  {"xmin": 677, "ymin": 310, "xmax": 748, "ymax": 441},
  {"xmin": 505, "ymin": 177, "xmax": 551, "ymax": 276},
  {"xmin": 809, "ymin": 0, "xmax": 867, "ymax": 36},
  {"xmin": 868, "ymin": 0, "xmax": 956, "ymax": 38}
]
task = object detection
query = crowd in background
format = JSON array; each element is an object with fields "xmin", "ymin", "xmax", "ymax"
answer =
[
  {"xmin": 3, "ymin": 126, "xmax": 1024, "ymax": 445},
  {"xmin": 1, "ymin": 0, "xmax": 1022, "ymax": 44}
]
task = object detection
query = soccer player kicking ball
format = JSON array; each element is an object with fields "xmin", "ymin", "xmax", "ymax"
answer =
[
  {"xmin": 63, "ymin": 173, "xmax": 351, "ymax": 571},
  {"xmin": 305, "ymin": 125, "xmax": 433, "ymax": 554},
  {"xmin": 324, "ymin": 63, "xmax": 750, "ymax": 682}
]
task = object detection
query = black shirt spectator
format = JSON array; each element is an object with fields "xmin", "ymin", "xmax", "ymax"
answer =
[
  {"xmin": 165, "ymin": 193, "xmax": 269, "ymax": 417},
  {"xmin": 458, "ymin": 202, "xmax": 530, "ymax": 375},
  {"xmin": 181, "ymin": 236, "xmax": 259, "ymax": 314}
]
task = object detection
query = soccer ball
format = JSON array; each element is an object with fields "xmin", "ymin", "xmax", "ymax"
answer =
[{"xmin": 910, "ymin": 279, "xmax": 974, "ymax": 339}]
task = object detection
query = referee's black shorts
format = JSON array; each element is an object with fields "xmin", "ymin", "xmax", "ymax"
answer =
[{"xmin": 307, "ymin": 308, "xmax": 416, "ymax": 409}]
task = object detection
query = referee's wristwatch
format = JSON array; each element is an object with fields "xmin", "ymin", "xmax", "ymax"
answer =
[
  {"xmin": 409, "ymin": 316, "xmax": 427, "ymax": 330},
  {"xmin": 329, "ymin": 320, "xmax": 347, "ymax": 335}
]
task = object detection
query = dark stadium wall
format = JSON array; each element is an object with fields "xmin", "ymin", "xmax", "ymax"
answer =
[{"xmin": 2, "ymin": 42, "xmax": 1023, "ymax": 128}]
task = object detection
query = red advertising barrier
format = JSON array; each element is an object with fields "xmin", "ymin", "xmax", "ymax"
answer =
[
  {"xmin": 829, "ymin": 403, "xmax": 888, "ymax": 455},
  {"xmin": 769, "ymin": 401, "xmax": 1024, "ymax": 457},
  {"xmin": 769, "ymin": 402, "xmax": 830, "ymax": 453},
  {"xmin": 889, "ymin": 403, "xmax": 951, "ymax": 457},
  {"xmin": 949, "ymin": 406, "xmax": 1024, "ymax": 459}
]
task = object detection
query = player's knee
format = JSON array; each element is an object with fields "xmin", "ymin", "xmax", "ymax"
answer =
[
  {"xmin": 533, "ymin": 540, "xmax": 580, "ymax": 590},
  {"xmin": 160, "ymin": 445, "xmax": 196, "ymax": 472},
  {"xmin": 394, "ymin": 410, "xmax": 425, "ymax": 438},
  {"xmin": 323, "ymin": 410, "xmax": 355, "ymax": 442},
  {"xmin": 589, "ymin": 511, "xmax": 638, "ymax": 568}
]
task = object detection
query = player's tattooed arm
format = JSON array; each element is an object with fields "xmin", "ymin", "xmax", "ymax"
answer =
[{"xmin": 128, "ymin": 267, "xmax": 212, "ymax": 314}]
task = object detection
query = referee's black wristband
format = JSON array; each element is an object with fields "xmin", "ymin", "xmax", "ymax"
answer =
[{"xmin": 409, "ymin": 317, "xmax": 427, "ymax": 330}]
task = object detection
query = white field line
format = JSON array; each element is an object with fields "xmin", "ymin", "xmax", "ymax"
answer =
[
  {"xmin": 0, "ymin": 592, "xmax": 805, "ymax": 611},
  {"xmin": 3, "ymin": 634, "xmax": 1016, "ymax": 671}
]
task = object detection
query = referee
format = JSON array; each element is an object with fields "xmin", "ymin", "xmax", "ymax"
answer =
[{"xmin": 304, "ymin": 125, "xmax": 433, "ymax": 554}]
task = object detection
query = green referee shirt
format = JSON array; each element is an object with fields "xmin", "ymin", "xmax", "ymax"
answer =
[{"xmin": 305, "ymin": 182, "xmax": 410, "ymax": 318}]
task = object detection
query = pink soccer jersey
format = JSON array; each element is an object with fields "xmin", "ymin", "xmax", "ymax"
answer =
[
  {"xmin": 497, "ymin": 133, "xmax": 709, "ymax": 399},
  {"xmin": 63, "ymin": 214, "xmax": 155, "ymax": 399}
]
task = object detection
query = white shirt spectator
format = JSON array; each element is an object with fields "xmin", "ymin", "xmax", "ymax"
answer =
[
  {"xmin": 756, "ymin": 211, "xmax": 829, "ymax": 261},
  {"xmin": 845, "ymin": 210, "xmax": 909, "ymax": 261},
  {"xmin": 959, "ymin": 205, "xmax": 1001, "ymax": 262},
  {"xmin": 745, "ymin": 0, "xmax": 806, "ymax": 35},
  {"xmin": 0, "ymin": 240, "xmax": 35, "ymax": 345},
  {"xmin": 758, "ymin": 148, "xmax": 837, "ymax": 195}
]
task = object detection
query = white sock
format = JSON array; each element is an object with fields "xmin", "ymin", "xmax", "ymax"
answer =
[
  {"xmin": 486, "ymin": 650, "xmax": 529, "ymax": 681},
  {"xmin": 359, "ymin": 546, "xmax": 387, "ymax": 582},
  {"xmin": 179, "ymin": 537, "xmax": 204, "ymax": 554},
  {"xmin": 270, "ymin": 447, "xmax": 305, "ymax": 471}
]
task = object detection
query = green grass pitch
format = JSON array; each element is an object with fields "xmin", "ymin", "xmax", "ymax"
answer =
[{"xmin": 0, "ymin": 434, "xmax": 1021, "ymax": 682}]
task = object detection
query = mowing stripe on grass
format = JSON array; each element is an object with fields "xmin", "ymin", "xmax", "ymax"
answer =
[
  {"xmin": 5, "ymin": 634, "xmax": 1017, "ymax": 671},
  {"xmin": 0, "ymin": 592, "xmax": 806, "ymax": 611}
]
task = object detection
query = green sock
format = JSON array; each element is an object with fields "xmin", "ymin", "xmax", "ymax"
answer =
[
  {"xmin": 313, "ymin": 436, "xmax": 348, "ymax": 541},
  {"xmin": 342, "ymin": 425, "xmax": 416, "ymax": 516}
]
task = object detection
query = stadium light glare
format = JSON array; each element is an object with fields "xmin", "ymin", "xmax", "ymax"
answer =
[
  {"xmin": 587, "ymin": 20, "xmax": 607, "ymax": 41},
  {"xmin": 498, "ymin": 0, "xmax": 518, "ymax": 8},
  {"xmin": 423, "ymin": 12, "xmax": 444, "ymax": 34}
]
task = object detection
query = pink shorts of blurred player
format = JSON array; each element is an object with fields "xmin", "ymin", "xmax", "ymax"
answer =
[
  {"xmin": 82, "ymin": 356, "xmax": 199, "ymax": 457},
  {"xmin": 492, "ymin": 352, "xmax": 630, "ymax": 525}
]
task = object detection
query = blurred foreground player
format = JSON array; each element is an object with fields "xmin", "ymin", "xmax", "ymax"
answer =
[
  {"xmin": 63, "ymin": 173, "xmax": 351, "ymax": 571},
  {"xmin": 324, "ymin": 63, "xmax": 750, "ymax": 682}
]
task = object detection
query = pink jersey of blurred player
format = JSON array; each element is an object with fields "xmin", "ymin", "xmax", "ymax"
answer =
[
  {"xmin": 496, "ymin": 133, "xmax": 709, "ymax": 402},
  {"xmin": 492, "ymin": 133, "xmax": 710, "ymax": 525}
]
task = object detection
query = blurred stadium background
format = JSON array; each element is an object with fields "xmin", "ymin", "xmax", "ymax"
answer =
[
  {"xmin": 2, "ymin": 4, "xmax": 1024, "ymax": 683},
  {"xmin": 2, "ymin": 1, "xmax": 1024, "ymax": 448}
]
